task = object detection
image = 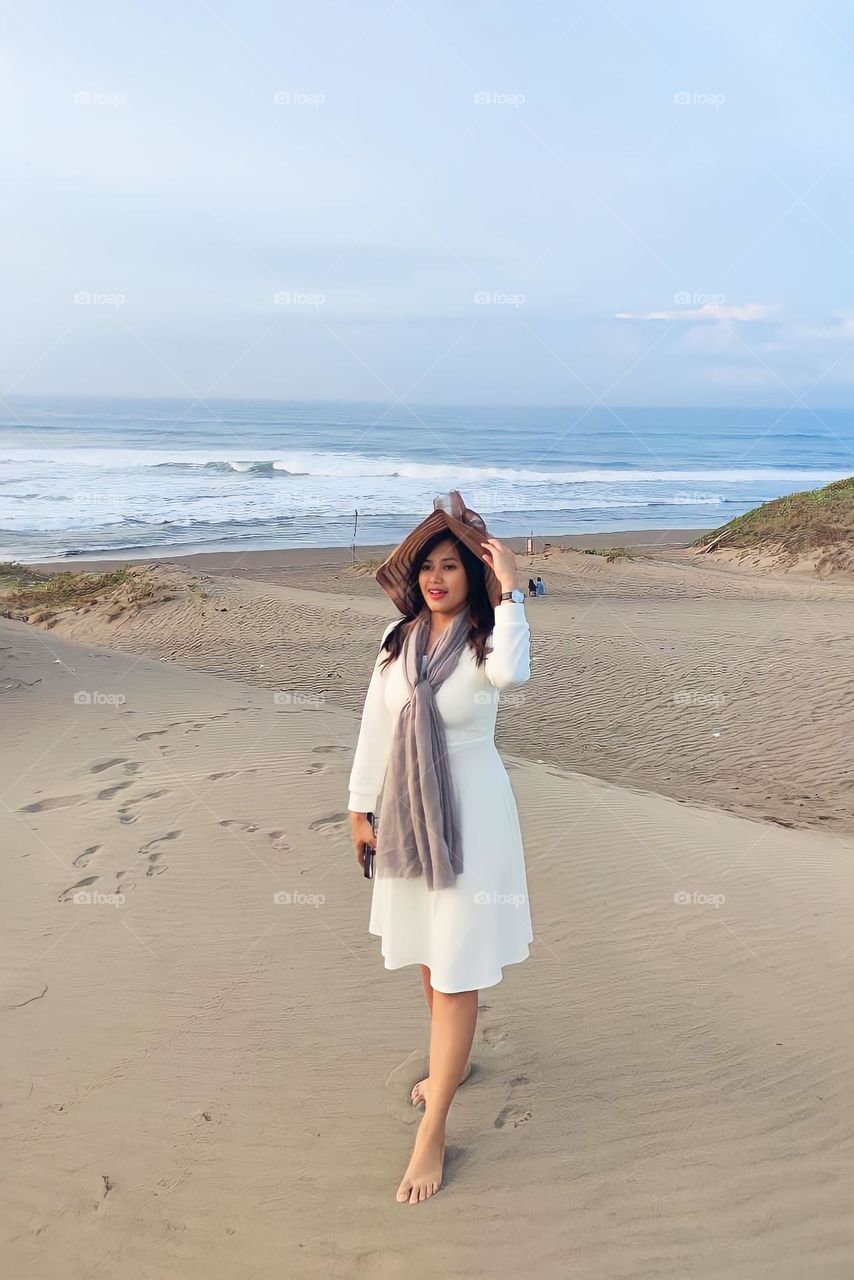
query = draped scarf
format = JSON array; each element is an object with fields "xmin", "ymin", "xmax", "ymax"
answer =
[{"xmin": 376, "ymin": 605, "xmax": 471, "ymax": 890}]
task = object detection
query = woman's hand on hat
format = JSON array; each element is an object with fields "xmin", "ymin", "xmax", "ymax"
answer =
[{"xmin": 480, "ymin": 536, "xmax": 517, "ymax": 590}]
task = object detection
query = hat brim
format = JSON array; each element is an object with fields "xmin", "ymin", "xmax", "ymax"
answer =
[{"xmin": 375, "ymin": 509, "xmax": 502, "ymax": 613}]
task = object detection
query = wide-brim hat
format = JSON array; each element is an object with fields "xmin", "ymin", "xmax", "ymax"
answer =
[{"xmin": 376, "ymin": 490, "xmax": 502, "ymax": 614}]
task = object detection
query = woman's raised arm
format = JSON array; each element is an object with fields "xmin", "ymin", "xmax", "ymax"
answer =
[{"xmin": 484, "ymin": 600, "xmax": 531, "ymax": 690}]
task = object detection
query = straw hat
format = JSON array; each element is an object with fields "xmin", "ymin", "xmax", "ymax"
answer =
[{"xmin": 375, "ymin": 490, "xmax": 502, "ymax": 614}]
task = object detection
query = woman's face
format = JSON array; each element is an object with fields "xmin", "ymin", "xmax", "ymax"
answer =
[{"xmin": 417, "ymin": 538, "xmax": 469, "ymax": 615}]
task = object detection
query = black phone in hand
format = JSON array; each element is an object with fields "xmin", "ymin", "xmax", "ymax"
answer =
[{"xmin": 363, "ymin": 812, "xmax": 377, "ymax": 879}]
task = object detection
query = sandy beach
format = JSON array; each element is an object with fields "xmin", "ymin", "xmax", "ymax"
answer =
[{"xmin": 2, "ymin": 534, "xmax": 854, "ymax": 1277}]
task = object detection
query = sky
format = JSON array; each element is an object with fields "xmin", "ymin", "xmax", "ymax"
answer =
[{"xmin": 3, "ymin": 0, "xmax": 854, "ymax": 408}]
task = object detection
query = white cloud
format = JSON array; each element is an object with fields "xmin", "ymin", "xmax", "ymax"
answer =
[
  {"xmin": 615, "ymin": 303, "xmax": 776, "ymax": 322},
  {"xmin": 796, "ymin": 310, "xmax": 854, "ymax": 341},
  {"xmin": 701, "ymin": 364, "xmax": 779, "ymax": 386}
]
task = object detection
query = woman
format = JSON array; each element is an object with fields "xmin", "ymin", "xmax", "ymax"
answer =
[{"xmin": 348, "ymin": 492, "xmax": 533, "ymax": 1206}]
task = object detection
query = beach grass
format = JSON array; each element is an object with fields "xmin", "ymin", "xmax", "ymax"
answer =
[
  {"xmin": 582, "ymin": 546, "xmax": 636, "ymax": 561},
  {"xmin": 692, "ymin": 475, "xmax": 854, "ymax": 554},
  {"xmin": 0, "ymin": 565, "xmax": 166, "ymax": 626}
]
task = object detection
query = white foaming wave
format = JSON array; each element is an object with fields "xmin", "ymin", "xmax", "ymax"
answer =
[{"xmin": 0, "ymin": 446, "xmax": 847, "ymax": 487}]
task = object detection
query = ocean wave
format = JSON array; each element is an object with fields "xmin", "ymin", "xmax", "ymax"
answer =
[{"xmin": 0, "ymin": 447, "xmax": 847, "ymax": 488}]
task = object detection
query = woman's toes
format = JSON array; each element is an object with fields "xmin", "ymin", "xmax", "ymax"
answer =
[
  {"xmin": 410, "ymin": 1078, "xmax": 427, "ymax": 1106},
  {"xmin": 396, "ymin": 1180, "xmax": 412, "ymax": 1203}
]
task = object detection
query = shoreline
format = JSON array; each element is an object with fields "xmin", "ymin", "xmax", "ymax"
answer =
[{"xmin": 22, "ymin": 525, "xmax": 712, "ymax": 575}]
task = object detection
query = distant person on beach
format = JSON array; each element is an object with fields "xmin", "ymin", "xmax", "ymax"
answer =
[
  {"xmin": 528, "ymin": 577, "xmax": 537, "ymax": 597},
  {"xmin": 535, "ymin": 576, "xmax": 546, "ymax": 596},
  {"xmin": 348, "ymin": 491, "xmax": 532, "ymax": 1206}
]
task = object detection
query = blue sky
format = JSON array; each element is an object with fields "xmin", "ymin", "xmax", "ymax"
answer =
[{"xmin": 3, "ymin": 0, "xmax": 854, "ymax": 407}]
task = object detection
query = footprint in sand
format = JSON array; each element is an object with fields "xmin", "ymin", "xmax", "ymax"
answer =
[
  {"xmin": 480, "ymin": 1022, "xmax": 509, "ymax": 1048},
  {"xmin": 494, "ymin": 1104, "xmax": 532, "ymax": 1129},
  {"xmin": 305, "ymin": 761, "xmax": 326, "ymax": 776},
  {"xmin": 115, "ymin": 788, "xmax": 170, "ymax": 825},
  {"xmin": 73, "ymin": 845, "xmax": 101, "ymax": 868},
  {"xmin": 308, "ymin": 813, "xmax": 349, "ymax": 833},
  {"xmin": 120, "ymin": 788, "xmax": 169, "ymax": 810},
  {"xmin": 142, "ymin": 831, "xmax": 181, "ymax": 849},
  {"xmin": 117, "ymin": 831, "xmax": 182, "ymax": 887},
  {"xmin": 136, "ymin": 729, "xmax": 168, "ymax": 741},
  {"xmin": 58, "ymin": 876, "xmax": 99, "ymax": 902},
  {"xmin": 89, "ymin": 758, "xmax": 129, "ymax": 774},
  {"xmin": 312, "ymin": 745, "xmax": 348, "ymax": 756},
  {"xmin": 218, "ymin": 821, "xmax": 290, "ymax": 852},
  {"xmin": 384, "ymin": 1049, "xmax": 428, "ymax": 1127},
  {"xmin": 97, "ymin": 781, "xmax": 134, "ymax": 802},
  {"xmin": 19, "ymin": 794, "xmax": 87, "ymax": 813},
  {"xmin": 207, "ymin": 769, "xmax": 257, "ymax": 781}
]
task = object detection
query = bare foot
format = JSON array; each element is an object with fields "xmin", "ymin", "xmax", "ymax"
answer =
[
  {"xmin": 411, "ymin": 1059, "xmax": 471, "ymax": 1108},
  {"xmin": 396, "ymin": 1120, "xmax": 445, "ymax": 1205}
]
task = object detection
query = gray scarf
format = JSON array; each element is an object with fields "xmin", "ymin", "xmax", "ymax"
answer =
[{"xmin": 376, "ymin": 604, "xmax": 471, "ymax": 890}]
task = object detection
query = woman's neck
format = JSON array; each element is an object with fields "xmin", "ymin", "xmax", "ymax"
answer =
[{"xmin": 427, "ymin": 602, "xmax": 468, "ymax": 635}]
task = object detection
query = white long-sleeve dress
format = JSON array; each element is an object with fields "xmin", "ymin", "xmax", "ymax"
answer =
[{"xmin": 348, "ymin": 600, "xmax": 534, "ymax": 994}]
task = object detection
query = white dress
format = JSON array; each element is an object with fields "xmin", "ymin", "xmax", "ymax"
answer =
[{"xmin": 348, "ymin": 600, "xmax": 534, "ymax": 994}]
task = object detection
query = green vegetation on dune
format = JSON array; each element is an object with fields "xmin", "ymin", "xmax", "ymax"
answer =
[
  {"xmin": 0, "ymin": 564, "xmax": 168, "ymax": 627},
  {"xmin": 2, "ymin": 567, "xmax": 131, "ymax": 608},
  {"xmin": 692, "ymin": 476, "xmax": 854, "ymax": 555},
  {"xmin": 582, "ymin": 546, "xmax": 636, "ymax": 561}
]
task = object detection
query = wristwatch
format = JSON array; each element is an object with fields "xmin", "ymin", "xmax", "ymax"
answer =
[{"xmin": 499, "ymin": 588, "xmax": 525, "ymax": 603}]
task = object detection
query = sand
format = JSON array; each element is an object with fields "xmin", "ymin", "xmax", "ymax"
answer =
[
  {"xmin": 2, "ymin": 537, "xmax": 853, "ymax": 1277},
  {"xmin": 16, "ymin": 534, "xmax": 854, "ymax": 837}
]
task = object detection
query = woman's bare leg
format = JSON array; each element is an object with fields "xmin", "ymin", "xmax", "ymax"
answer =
[
  {"xmin": 396, "ymin": 988, "xmax": 479, "ymax": 1204},
  {"xmin": 419, "ymin": 963, "xmax": 434, "ymax": 1014},
  {"xmin": 411, "ymin": 966, "xmax": 471, "ymax": 1106}
]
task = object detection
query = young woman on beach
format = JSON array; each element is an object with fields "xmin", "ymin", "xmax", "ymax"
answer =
[{"xmin": 348, "ymin": 491, "xmax": 533, "ymax": 1205}]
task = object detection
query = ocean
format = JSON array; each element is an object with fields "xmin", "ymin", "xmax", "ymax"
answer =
[{"xmin": 1, "ymin": 397, "xmax": 852, "ymax": 562}]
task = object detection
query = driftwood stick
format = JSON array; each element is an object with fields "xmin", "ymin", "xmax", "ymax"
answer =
[{"xmin": 696, "ymin": 530, "xmax": 731, "ymax": 554}]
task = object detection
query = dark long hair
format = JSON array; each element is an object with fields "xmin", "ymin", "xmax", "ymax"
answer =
[{"xmin": 380, "ymin": 528, "xmax": 495, "ymax": 669}]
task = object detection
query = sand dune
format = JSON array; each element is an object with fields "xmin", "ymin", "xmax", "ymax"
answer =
[
  {"xmin": 2, "ymin": 606, "xmax": 853, "ymax": 1277},
  {"xmin": 11, "ymin": 540, "xmax": 854, "ymax": 837}
]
